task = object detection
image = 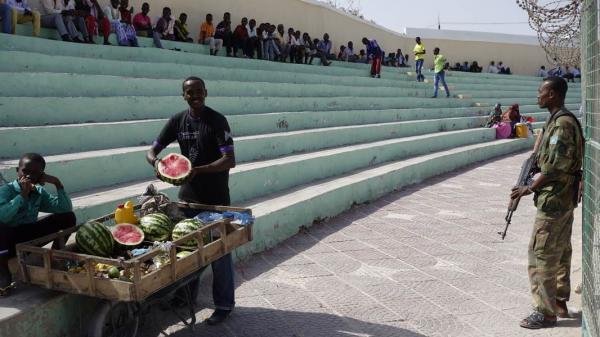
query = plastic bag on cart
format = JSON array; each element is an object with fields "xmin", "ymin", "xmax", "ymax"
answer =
[{"xmin": 138, "ymin": 184, "xmax": 186, "ymax": 221}]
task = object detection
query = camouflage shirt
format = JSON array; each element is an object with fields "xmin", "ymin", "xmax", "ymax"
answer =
[{"xmin": 534, "ymin": 107, "xmax": 583, "ymax": 218}]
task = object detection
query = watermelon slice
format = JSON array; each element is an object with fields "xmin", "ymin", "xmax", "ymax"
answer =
[
  {"xmin": 157, "ymin": 153, "xmax": 192, "ymax": 185},
  {"xmin": 111, "ymin": 224, "xmax": 145, "ymax": 247}
]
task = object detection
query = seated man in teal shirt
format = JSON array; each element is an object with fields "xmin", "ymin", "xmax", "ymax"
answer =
[{"xmin": 0, "ymin": 153, "xmax": 75, "ymax": 294}]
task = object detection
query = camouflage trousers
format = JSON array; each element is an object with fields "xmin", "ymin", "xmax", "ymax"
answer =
[{"xmin": 528, "ymin": 210, "xmax": 574, "ymax": 316}]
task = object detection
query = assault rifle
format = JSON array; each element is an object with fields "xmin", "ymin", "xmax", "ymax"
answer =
[{"xmin": 499, "ymin": 152, "xmax": 538, "ymax": 240}]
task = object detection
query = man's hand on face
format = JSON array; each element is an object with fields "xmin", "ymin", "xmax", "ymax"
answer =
[
  {"xmin": 510, "ymin": 185, "xmax": 532, "ymax": 200},
  {"xmin": 19, "ymin": 176, "xmax": 34, "ymax": 199},
  {"xmin": 39, "ymin": 173, "xmax": 60, "ymax": 186}
]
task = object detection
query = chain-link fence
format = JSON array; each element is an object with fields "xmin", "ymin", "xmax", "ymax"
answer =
[{"xmin": 582, "ymin": 1, "xmax": 600, "ymax": 336}]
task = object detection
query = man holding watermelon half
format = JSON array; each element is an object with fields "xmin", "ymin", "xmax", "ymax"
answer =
[
  {"xmin": 0, "ymin": 153, "xmax": 75, "ymax": 295},
  {"xmin": 146, "ymin": 76, "xmax": 236, "ymax": 325}
]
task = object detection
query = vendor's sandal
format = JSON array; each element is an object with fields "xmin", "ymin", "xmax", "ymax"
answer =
[
  {"xmin": 520, "ymin": 311, "xmax": 557, "ymax": 329},
  {"xmin": 0, "ymin": 282, "xmax": 16, "ymax": 297},
  {"xmin": 556, "ymin": 300, "xmax": 570, "ymax": 318}
]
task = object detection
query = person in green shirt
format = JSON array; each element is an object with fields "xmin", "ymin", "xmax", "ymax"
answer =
[
  {"xmin": 0, "ymin": 153, "xmax": 75, "ymax": 295},
  {"xmin": 432, "ymin": 47, "xmax": 450, "ymax": 98}
]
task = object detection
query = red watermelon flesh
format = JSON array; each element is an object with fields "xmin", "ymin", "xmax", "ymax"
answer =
[
  {"xmin": 112, "ymin": 224, "xmax": 144, "ymax": 246},
  {"xmin": 158, "ymin": 153, "xmax": 192, "ymax": 185}
]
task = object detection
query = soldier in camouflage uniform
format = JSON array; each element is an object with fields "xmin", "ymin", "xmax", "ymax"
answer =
[{"xmin": 511, "ymin": 77, "xmax": 583, "ymax": 329}]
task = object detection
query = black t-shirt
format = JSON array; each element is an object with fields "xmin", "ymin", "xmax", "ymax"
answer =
[{"xmin": 156, "ymin": 107, "xmax": 234, "ymax": 205}]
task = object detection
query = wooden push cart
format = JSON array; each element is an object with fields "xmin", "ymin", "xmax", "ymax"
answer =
[{"xmin": 16, "ymin": 202, "xmax": 253, "ymax": 337}]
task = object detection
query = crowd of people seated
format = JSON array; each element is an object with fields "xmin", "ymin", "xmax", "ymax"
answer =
[
  {"xmin": 449, "ymin": 61, "xmax": 483, "ymax": 73},
  {"xmin": 539, "ymin": 59, "xmax": 580, "ymax": 83}
]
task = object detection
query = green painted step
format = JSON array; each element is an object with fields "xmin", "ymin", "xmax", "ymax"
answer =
[
  {"xmin": 0, "ymin": 72, "xmax": 432, "ymax": 98},
  {"xmin": 0, "ymin": 117, "xmax": 488, "ymax": 192},
  {"xmin": 0, "ymin": 95, "xmax": 474, "ymax": 127},
  {"xmin": 0, "ymin": 50, "xmax": 427, "ymax": 91}
]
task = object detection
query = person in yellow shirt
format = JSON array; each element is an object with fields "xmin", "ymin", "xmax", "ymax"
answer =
[
  {"xmin": 413, "ymin": 36, "xmax": 426, "ymax": 82},
  {"xmin": 432, "ymin": 47, "xmax": 450, "ymax": 98}
]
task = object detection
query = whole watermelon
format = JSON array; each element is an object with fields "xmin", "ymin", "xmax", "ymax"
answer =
[
  {"xmin": 172, "ymin": 219, "xmax": 205, "ymax": 248},
  {"xmin": 140, "ymin": 213, "xmax": 173, "ymax": 242},
  {"xmin": 76, "ymin": 221, "xmax": 115, "ymax": 257}
]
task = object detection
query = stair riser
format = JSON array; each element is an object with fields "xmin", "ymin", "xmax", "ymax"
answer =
[
  {"xmin": 0, "ymin": 96, "xmax": 474, "ymax": 127},
  {"xmin": 0, "ymin": 117, "xmax": 488, "ymax": 192}
]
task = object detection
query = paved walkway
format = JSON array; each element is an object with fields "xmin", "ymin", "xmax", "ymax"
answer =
[{"xmin": 141, "ymin": 152, "xmax": 582, "ymax": 337}]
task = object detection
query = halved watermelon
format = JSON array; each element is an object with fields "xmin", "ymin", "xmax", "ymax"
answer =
[
  {"xmin": 111, "ymin": 224, "xmax": 145, "ymax": 248},
  {"xmin": 157, "ymin": 153, "xmax": 192, "ymax": 185}
]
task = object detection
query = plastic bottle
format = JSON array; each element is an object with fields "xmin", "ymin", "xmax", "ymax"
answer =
[
  {"xmin": 123, "ymin": 201, "xmax": 138, "ymax": 224},
  {"xmin": 115, "ymin": 204, "xmax": 126, "ymax": 224},
  {"xmin": 115, "ymin": 201, "xmax": 138, "ymax": 224}
]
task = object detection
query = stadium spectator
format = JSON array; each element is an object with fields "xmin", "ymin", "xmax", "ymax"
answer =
[
  {"xmin": 232, "ymin": 17, "xmax": 249, "ymax": 57},
  {"xmin": 41, "ymin": 0, "xmax": 85, "ymax": 42},
  {"xmin": 318, "ymin": 33, "xmax": 333, "ymax": 60},
  {"xmin": 0, "ymin": 153, "xmax": 76, "ymax": 296},
  {"xmin": 199, "ymin": 14, "xmax": 222, "ymax": 56},
  {"xmin": 413, "ymin": 36, "xmax": 426, "ymax": 82},
  {"xmin": 246, "ymin": 19, "xmax": 258, "ymax": 58},
  {"xmin": 302, "ymin": 32, "xmax": 315, "ymax": 64},
  {"xmin": 538, "ymin": 65, "xmax": 548, "ymax": 78},
  {"xmin": 103, "ymin": 0, "xmax": 137, "ymax": 46},
  {"xmin": 265, "ymin": 24, "xmax": 280, "ymax": 61},
  {"xmin": 461, "ymin": 61, "xmax": 469, "ymax": 72},
  {"xmin": 362, "ymin": 37, "xmax": 383, "ymax": 78},
  {"xmin": 485, "ymin": 103, "xmax": 503, "ymax": 128},
  {"xmin": 337, "ymin": 45, "xmax": 345, "ymax": 61},
  {"xmin": 357, "ymin": 49, "xmax": 366, "ymax": 63},
  {"xmin": 132, "ymin": 2, "xmax": 162, "ymax": 48},
  {"xmin": 215, "ymin": 12, "xmax": 233, "ymax": 56},
  {"xmin": 572, "ymin": 66, "xmax": 581, "ymax": 80},
  {"xmin": 488, "ymin": 61, "xmax": 499, "ymax": 74},
  {"xmin": 64, "ymin": 0, "xmax": 91, "ymax": 43},
  {"xmin": 342, "ymin": 41, "xmax": 357, "ymax": 62},
  {"xmin": 396, "ymin": 49, "xmax": 406, "ymax": 67},
  {"xmin": 498, "ymin": 61, "xmax": 512, "ymax": 75},
  {"xmin": 293, "ymin": 30, "xmax": 305, "ymax": 64},
  {"xmin": 8, "ymin": 0, "xmax": 40, "ymax": 37},
  {"xmin": 0, "ymin": 0, "xmax": 11, "ymax": 34},
  {"xmin": 451, "ymin": 62, "xmax": 461, "ymax": 71},
  {"xmin": 174, "ymin": 13, "xmax": 192, "ymax": 42},
  {"xmin": 502, "ymin": 103, "xmax": 521, "ymax": 137},
  {"xmin": 469, "ymin": 61, "xmax": 482, "ymax": 72},
  {"xmin": 155, "ymin": 7, "xmax": 174, "ymax": 41},
  {"xmin": 432, "ymin": 47, "xmax": 450, "ymax": 98},
  {"xmin": 563, "ymin": 66, "xmax": 575, "ymax": 82},
  {"xmin": 309, "ymin": 37, "xmax": 330, "ymax": 66},
  {"xmin": 76, "ymin": 0, "xmax": 111, "ymax": 45}
]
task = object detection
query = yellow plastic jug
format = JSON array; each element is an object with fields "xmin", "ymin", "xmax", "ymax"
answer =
[
  {"xmin": 515, "ymin": 123, "xmax": 529, "ymax": 138},
  {"xmin": 115, "ymin": 201, "xmax": 138, "ymax": 224}
]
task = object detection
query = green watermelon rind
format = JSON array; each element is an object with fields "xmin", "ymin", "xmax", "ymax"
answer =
[
  {"xmin": 76, "ymin": 221, "xmax": 115, "ymax": 257},
  {"xmin": 157, "ymin": 153, "xmax": 191, "ymax": 186},
  {"xmin": 139, "ymin": 213, "xmax": 173, "ymax": 242},
  {"xmin": 172, "ymin": 219, "xmax": 203, "ymax": 248}
]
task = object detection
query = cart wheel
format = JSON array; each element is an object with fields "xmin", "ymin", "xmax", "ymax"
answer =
[{"xmin": 88, "ymin": 300, "xmax": 140, "ymax": 337}]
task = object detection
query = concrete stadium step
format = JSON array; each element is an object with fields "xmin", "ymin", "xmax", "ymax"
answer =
[
  {"xmin": 64, "ymin": 136, "xmax": 532, "ymax": 237},
  {"xmin": 0, "ymin": 100, "xmax": 575, "ymax": 128},
  {"xmin": 0, "ymin": 104, "xmax": 566, "ymax": 159},
  {"xmin": 0, "ymin": 34, "xmax": 385, "ymax": 79},
  {"xmin": 0, "ymin": 71, "xmax": 580, "ymax": 100},
  {"xmin": 0, "ymin": 117, "xmax": 488, "ymax": 190},
  {"xmin": 0, "ymin": 72, "xmax": 432, "ymax": 98},
  {"xmin": 0, "ymin": 95, "xmax": 475, "ymax": 127},
  {"xmin": 0, "ymin": 50, "xmax": 427, "ymax": 90},
  {"xmin": 0, "ymin": 50, "xmax": 580, "ymax": 97},
  {"xmin": 473, "ymin": 96, "xmax": 580, "ymax": 107}
]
